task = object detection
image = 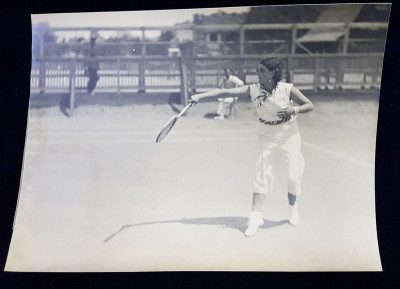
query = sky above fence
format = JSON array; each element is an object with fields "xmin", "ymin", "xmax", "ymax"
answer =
[
  {"xmin": 32, "ymin": 6, "xmax": 250, "ymax": 28},
  {"xmin": 32, "ymin": 6, "xmax": 250, "ymax": 41}
]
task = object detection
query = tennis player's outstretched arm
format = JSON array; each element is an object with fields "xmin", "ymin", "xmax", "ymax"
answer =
[{"xmin": 190, "ymin": 85, "xmax": 250, "ymax": 103}]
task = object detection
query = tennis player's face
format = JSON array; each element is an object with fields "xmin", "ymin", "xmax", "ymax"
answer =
[{"xmin": 257, "ymin": 64, "xmax": 273, "ymax": 85}]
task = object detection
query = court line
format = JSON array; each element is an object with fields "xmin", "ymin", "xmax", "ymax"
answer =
[
  {"xmin": 302, "ymin": 141, "xmax": 373, "ymax": 168},
  {"xmin": 26, "ymin": 137, "xmax": 257, "ymax": 145},
  {"xmin": 25, "ymin": 131, "xmax": 373, "ymax": 168},
  {"xmin": 31, "ymin": 129, "xmax": 256, "ymax": 136}
]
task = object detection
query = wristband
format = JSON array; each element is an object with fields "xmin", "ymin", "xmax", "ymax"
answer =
[{"xmin": 293, "ymin": 106, "xmax": 299, "ymax": 115}]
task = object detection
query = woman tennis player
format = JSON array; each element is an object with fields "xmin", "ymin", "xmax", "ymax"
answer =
[{"xmin": 190, "ymin": 57, "xmax": 314, "ymax": 237}]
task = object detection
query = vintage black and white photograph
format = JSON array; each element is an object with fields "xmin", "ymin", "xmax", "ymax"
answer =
[{"xmin": 4, "ymin": 3, "xmax": 390, "ymax": 272}]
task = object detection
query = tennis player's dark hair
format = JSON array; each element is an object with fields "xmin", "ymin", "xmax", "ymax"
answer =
[{"xmin": 259, "ymin": 57, "xmax": 284, "ymax": 84}]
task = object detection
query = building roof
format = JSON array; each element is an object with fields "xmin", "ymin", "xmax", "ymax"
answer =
[
  {"xmin": 245, "ymin": 5, "xmax": 324, "ymax": 24},
  {"xmin": 194, "ymin": 12, "xmax": 247, "ymax": 25},
  {"xmin": 298, "ymin": 4, "xmax": 363, "ymax": 42}
]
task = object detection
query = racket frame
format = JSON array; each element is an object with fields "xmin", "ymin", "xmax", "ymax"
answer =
[{"xmin": 155, "ymin": 102, "xmax": 195, "ymax": 143}]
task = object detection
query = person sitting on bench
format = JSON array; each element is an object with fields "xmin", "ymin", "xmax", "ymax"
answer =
[{"xmin": 215, "ymin": 68, "xmax": 244, "ymax": 120}]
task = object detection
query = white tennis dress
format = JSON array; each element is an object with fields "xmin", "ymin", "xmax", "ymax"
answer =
[{"xmin": 249, "ymin": 82, "xmax": 305, "ymax": 195}]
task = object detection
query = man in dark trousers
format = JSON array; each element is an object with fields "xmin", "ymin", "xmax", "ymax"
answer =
[{"xmin": 87, "ymin": 51, "xmax": 99, "ymax": 95}]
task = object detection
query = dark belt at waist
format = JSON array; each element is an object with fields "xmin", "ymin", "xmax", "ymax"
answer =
[{"xmin": 259, "ymin": 116, "xmax": 291, "ymax": 125}]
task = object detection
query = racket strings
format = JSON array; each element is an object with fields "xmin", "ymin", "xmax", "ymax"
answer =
[
  {"xmin": 156, "ymin": 118, "xmax": 177, "ymax": 142},
  {"xmin": 156, "ymin": 103, "xmax": 194, "ymax": 143}
]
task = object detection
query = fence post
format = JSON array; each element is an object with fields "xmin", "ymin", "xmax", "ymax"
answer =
[
  {"xmin": 286, "ymin": 55, "xmax": 293, "ymax": 83},
  {"xmin": 117, "ymin": 59, "xmax": 121, "ymax": 94},
  {"xmin": 314, "ymin": 56, "xmax": 319, "ymax": 91},
  {"xmin": 192, "ymin": 25, "xmax": 197, "ymax": 56},
  {"xmin": 180, "ymin": 56, "xmax": 189, "ymax": 106},
  {"xmin": 138, "ymin": 59, "xmax": 146, "ymax": 93},
  {"xmin": 141, "ymin": 28, "xmax": 147, "ymax": 56},
  {"xmin": 139, "ymin": 28, "xmax": 146, "ymax": 93},
  {"xmin": 217, "ymin": 59, "xmax": 221, "ymax": 86},
  {"xmin": 69, "ymin": 60, "xmax": 76, "ymax": 115},
  {"xmin": 291, "ymin": 24, "xmax": 297, "ymax": 55},
  {"xmin": 343, "ymin": 23, "xmax": 350, "ymax": 54},
  {"xmin": 39, "ymin": 30, "xmax": 45, "ymax": 94},
  {"xmin": 239, "ymin": 26, "xmax": 245, "ymax": 55},
  {"xmin": 39, "ymin": 60, "xmax": 45, "ymax": 94}
]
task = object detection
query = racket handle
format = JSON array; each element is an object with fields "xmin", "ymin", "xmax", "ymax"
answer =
[{"xmin": 177, "ymin": 102, "xmax": 195, "ymax": 118}]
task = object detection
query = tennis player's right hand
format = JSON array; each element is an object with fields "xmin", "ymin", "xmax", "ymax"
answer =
[{"xmin": 189, "ymin": 95, "xmax": 200, "ymax": 104}]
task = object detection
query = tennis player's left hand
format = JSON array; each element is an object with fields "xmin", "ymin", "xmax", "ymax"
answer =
[{"xmin": 277, "ymin": 106, "xmax": 295, "ymax": 118}]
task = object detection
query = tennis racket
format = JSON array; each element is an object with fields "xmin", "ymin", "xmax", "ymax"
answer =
[{"xmin": 156, "ymin": 102, "xmax": 195, "ymax": 143}]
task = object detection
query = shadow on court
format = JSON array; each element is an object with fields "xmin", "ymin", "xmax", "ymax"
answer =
[
  {"xmin": 103, "ymin": 216, "xmax": 287, "ymax": 243},
  {"xmin": 203, "ymin": 112, "xmax": 219, "ymax": 118}
]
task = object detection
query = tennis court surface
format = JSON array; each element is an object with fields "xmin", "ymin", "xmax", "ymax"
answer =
[{"xmin": 5, "ymin": 91, "xmax": 381, "ymax": 271}]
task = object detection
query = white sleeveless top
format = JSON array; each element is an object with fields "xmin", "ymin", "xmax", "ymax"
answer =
[{"xmin": 249, "ymin": 82, "xmax": 294, "ymax": 122}]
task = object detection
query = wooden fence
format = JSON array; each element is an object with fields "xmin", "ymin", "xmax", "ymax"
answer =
[{"xmin": 31, "ymin": 53, "xmax": 384, "ymax": 101}]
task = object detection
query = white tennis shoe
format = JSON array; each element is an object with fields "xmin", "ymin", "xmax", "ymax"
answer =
[
  {"xmin": 289, "ymin": 204, "xmax": 300, "ymax": 226},
  {"xmin": 244, "ymin": 212, "xmax": 264, "ymax": 237}
]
